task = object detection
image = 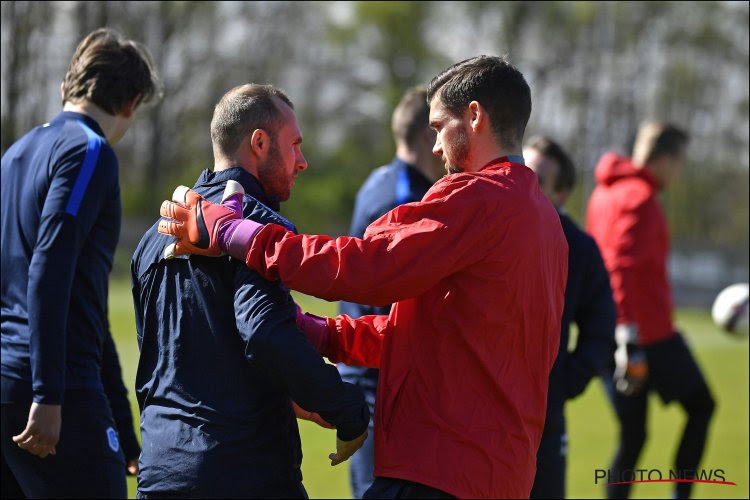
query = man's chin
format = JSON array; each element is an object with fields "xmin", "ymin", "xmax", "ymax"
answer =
[{"xmin": 446, "ymin": 165, "xmax": 464, "ymax": 174}]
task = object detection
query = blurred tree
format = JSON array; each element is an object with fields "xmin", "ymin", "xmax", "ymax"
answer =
[{"xmin": 1, "ymin": 1, "xmax": 747, "ymax": 291}]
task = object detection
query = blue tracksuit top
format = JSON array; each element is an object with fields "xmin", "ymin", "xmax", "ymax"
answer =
[
  {"xmin": 132, "ymin": 167, "xmax": 369, "ymax": 495},
  {"xmin": 338, "ymin": 157, "xmax": 433, "ymax": 394},
  {"xmin": 1, "ymin": 111, "xmax": 121, "ymax": 404},
  {"xmin": 544, "ymin": 211, "xmax": 617, "ymax": 434}
]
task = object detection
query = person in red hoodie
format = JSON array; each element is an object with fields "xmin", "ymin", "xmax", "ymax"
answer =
[
  {"xmin": 586, "ymin": 121, "xmax": 715, "ymax": 499},
  {"xmin": 156, "ymin": 55, "xmax": 568, "ymax": 498}
]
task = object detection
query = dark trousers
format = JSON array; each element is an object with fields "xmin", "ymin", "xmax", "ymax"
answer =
[
  {"xmin": 1, "ymin": 378, "xmax": 126, "ymax": 499},
  {"xmin": 363, "ymin": 477, "xmax": 454, "ymax": 499},
  {"xmin": 604, "ymin": 334, "xmax": 715, "ymax": 499},
  {"xmin": 529, "ymin": 431, "xmax": 567, "ymax": 499}
]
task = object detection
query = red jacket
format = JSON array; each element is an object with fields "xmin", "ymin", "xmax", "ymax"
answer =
[
  {"xmin": 586, "ymin": 152, "xmax": 675, "ymax": 345},
  {"xmin": 247, "ymin": 158, "xmax": 568, "ymax": 498}
]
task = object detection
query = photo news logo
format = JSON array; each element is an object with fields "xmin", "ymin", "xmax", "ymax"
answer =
[{"xmin": 594, "ymin": 468, "xmax": 737, "ymax": 487}]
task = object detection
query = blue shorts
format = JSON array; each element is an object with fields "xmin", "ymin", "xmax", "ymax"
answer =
[{"xmin": 1, "ymin": 377, "xmax": 126, "ymax": 498}]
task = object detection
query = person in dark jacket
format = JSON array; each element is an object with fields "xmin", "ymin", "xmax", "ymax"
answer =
[
  {"xmin": 586, "ymin": 122, "xmax": 715, "ymax": 499},
  {"xmin": 131, "ymin": 83, "xmax": 369, "ymax": 498},
  {"xmin": 339, "ymin": 86, "xmax": 443, "ymax": 499},
  {"xmin": 523, "ymin": 136, "xmax": 617, "ymax": 498},
  {"xmin": 1, "ymin": 28, "xmax": 159, "ymax": 498}
]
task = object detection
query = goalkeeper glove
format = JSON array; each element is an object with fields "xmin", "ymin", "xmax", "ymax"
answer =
[
  {"xmin": 613, "ymin": 323, "xmax": 649, "ymax": 396},
  {"xmin": 158, "ymin": 180, "xmax": 263, "ymax": 260}
]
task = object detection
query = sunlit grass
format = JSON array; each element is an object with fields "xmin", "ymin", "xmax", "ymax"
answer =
[{"xmin": 109, "ymin": 279, "xmax": 748, "ymax": 498}]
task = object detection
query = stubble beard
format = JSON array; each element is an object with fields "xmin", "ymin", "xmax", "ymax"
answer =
[
  {"xmin": 257, "ymin": 143, "xmax": 291, "ymax": 201},
  {"xmin": 445, "ymin": 126, "xmax": 471, "ymax": 174}
]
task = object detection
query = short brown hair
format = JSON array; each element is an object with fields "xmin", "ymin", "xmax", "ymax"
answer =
[
  {"xmin": 427, "ymin": 55, "xmax": 531, "ymax": 149},
  {"xmin": 391, "ymin": 86, "xmax": 430, "ymax": 148},
  {"xmin": 210, "ymin": 84, "xmax": 294, "ymax": 159},
  {"xmin": 525, "ymin": 135, "xmax": 576, "ymax": 193},
  {"xmin": 632, "ymin": 120, "xmax": 689, "ymax": 166},
  {"xmin": 62, "ymin": 28, "xmax": 160, "ymax": 115}
]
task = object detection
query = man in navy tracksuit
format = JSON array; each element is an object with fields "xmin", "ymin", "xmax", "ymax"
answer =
[
  {"xmin": 523, "ymin": 136, "xmax": 617, "ymax": 499},
  {"xmin": 337, "ymin": 87, "xmax": 443, "ymax": 498},
  {"xmin": 1, "ymin": 28, "xmax": 159, "ymax": 497},
  {"xmin": 132, "ymin": 83, "xmax": 369, "ymax": 498}
]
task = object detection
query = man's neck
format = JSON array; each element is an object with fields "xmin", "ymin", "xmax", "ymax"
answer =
[
  {"xmin": 213, "ymin": 157, "xmax": 262, "ymax": 183},
  {"xmin": 473, "ymin": 146, "xmax": 523, "ymax": 171},
  {"xmin": 395, "ymin": 145, "xmax": 439, "ymax": 182},
  {"xmin": 63, "ymin": 101, "xmax": 116, "ymax": 141}
]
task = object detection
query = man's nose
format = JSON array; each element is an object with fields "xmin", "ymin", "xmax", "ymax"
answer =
[
  {"xmin": 432, "ymin": 138, "xmax": 442, "ymax": 157},
  {"xmin": 297, "ymin": 150, "xmax": 308, "ymax": 171}
]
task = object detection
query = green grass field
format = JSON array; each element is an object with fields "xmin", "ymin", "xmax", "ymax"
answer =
[{"xmin": 108, "ymin": 277, "xmax": 749, "ymax": 499}]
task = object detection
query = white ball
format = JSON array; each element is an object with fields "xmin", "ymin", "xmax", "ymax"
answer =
[{"xmin": 711, "ymin": 283, "xmax": 749, "ymax": 337}]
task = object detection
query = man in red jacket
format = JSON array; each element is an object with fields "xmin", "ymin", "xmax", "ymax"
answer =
[
  {"xmin": 157, "ymin": 55, "xmax": 568, "ymax": 498},
  {"xmin": 586, "ymin": 121, "xmax": 715, "ymax": 499}
]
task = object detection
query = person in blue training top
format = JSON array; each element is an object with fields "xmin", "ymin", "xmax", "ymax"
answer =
[
  {"xmin": 1, "ymin": 28, "xmax": 159, "ymax": 498},
  {"xmin": 523, "ymin": 136, "xmax": 617, "ymax": 499},
  {"xmin": 131, "ymin": 83, "xmax": 369, "ymax": 498},
  {"xmin": 338, "ymin": 85, "xmax": 444, "ymax": 499}
]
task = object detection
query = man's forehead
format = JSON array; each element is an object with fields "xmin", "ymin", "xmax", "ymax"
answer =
[{"xmin": 428, "ymin": 98, "xmax": 448, "ymax": 121}]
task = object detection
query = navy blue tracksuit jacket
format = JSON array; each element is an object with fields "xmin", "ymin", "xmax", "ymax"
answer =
[
  {"xmin": 0, "ymin": 111, "xmax": 139, "ymax": 494},
  {"xmin": 1, "ymin": 111, "xmax": 139, "ymax": 454},
  {"xmin": 132, "ymin": 167, "xmax": 369, "ymax": 496},
  {"xmin": 530, "ymin": 210, "xmax": 616, "ymax": 498},
  {"xmin": 544, "ymin": 211, "xmax": 616, "ymax": 433}
]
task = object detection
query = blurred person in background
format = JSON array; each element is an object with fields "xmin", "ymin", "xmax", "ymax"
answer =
[
  {"xmin": 156, "ymin": 55, "xmax": 568, "ymax": 499},
  {"xmin": 131, "ymin": 83, "xmax": 369, "ymax": 498},
  {"xmin": 523, "ymin": 136, "xmax": 617, "ymax": 499},
  {"xmin": 1, "ymin": 28, "xmax": 159, "ymax": 497},
  {"xmin": 586, "ymin": 121, "xmax": 716, "ymax": 499},
  {"xmin": 338, "ymin": 85, "xmax": 444, "ymax": 499}
]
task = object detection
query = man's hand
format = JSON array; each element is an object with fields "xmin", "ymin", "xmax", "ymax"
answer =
[
  {"xmin": 126, "ymin": 458, "xmax": 139, "ymax": 476},
  {"xmin": 12, "ymin": 402, "xmax": 61, "ymax": 458},
  {"xmin": 158, "ymin": 180, "xmax": 262, "ymax": 260},
  {"xmin": 329, "ymin": 430, "xmax": 368, "ymax": 466},
  {"xmin": 292, "ymin": 401, "xmax": 334, "ymax": 429},
  {"xmin": 613, "ymin": 323, "xmax": 649, "ymax": 396}
]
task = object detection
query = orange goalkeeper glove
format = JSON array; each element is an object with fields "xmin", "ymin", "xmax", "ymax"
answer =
[{"xmin": 158, "ymin": 180, "xmax": 262, "ymax": 260}]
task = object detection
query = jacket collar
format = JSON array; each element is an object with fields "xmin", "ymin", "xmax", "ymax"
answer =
[
  {"xmin": 480, "ymin": 155, "xmax": 526, "ymax": 171},
  {"xmin": 51, "ymin": 111, "xmax": 107, "ymax": 139},
  {"xmin": 391, "ymin": 156, "xmax": 432, "ymax": 185},
  {"xmin": 194, "ymin": 167, "xmax": 280, "ymax": 211}
]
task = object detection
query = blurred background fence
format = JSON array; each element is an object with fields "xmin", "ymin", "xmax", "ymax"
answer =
[{"xmin": 2, "ymin": 1, "xmax": 748, "ymax": 307}]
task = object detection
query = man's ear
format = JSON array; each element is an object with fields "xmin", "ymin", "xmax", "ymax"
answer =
[
  {"xmin": 468, "ymin": 101, "xmax": 484, "ymax": 132},
  {"xmin": 60, "ymin": 82, "xmax": 65, "ymax": 101},
  {"xmin": 250, "ymin": 129, "xmax": 270, "ymax": 158}
]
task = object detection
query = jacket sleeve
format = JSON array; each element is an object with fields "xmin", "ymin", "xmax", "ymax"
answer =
[
  {"xmin": 232, "ymin": 266, "xmax": 369, "ymax": 441},
  {"xmin": 605, "ymin": 198, "xmax": 660, "ymax": 331},
  {"xmin": 245, "ymin": 179, "xmax": 490, "ymax": 305},
  {"xmin": 564, "ymin": 238, "xmax": 617, "ymax": 399},
  {"xmin": 28, "ymin": 141, "xmax": 118, "ymax": 404},
  {"xmin": 323, "ymin": 314, "xmax": 389, "ymax": 368},
  {"xmin": 100, "ymin": 320, "xmax": 141, "ymax": 462}
]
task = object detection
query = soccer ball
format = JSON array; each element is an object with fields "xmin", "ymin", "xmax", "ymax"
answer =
[{"xmin": 711, "ymin": 283, "xmax": 749, "ymax": 337}]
